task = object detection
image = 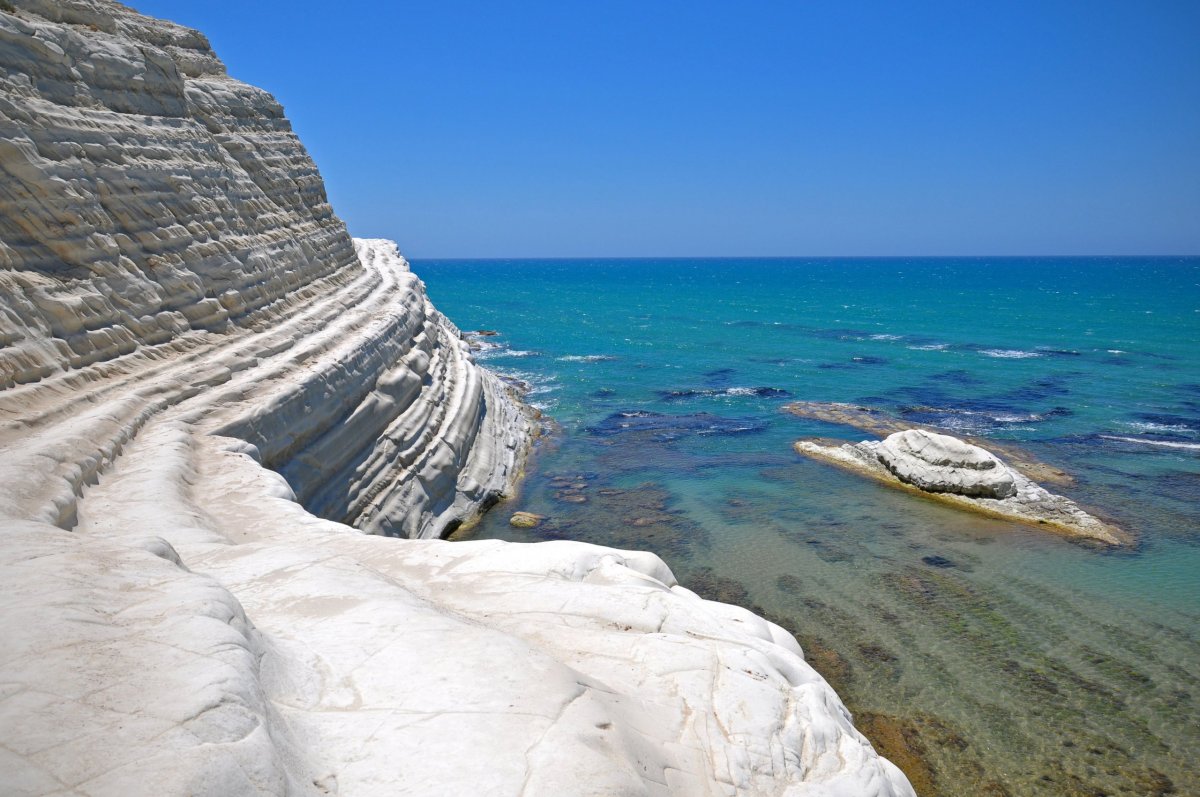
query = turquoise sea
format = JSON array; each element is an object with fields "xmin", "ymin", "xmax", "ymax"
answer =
[{"xmin": 414, "ymin": 257, "xmax": 1200, "ymax": 797}]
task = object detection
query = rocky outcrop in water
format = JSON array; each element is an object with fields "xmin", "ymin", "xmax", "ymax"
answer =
[
  {"xmin": 876, "ymin": 429, "xmax": 1017, "ymax": 498},
  {"xmin": 784, "ymin": 400, "xmax": 1073, "ymax": 485},
  {"xmin": 0, "ymin": 2, "xmax": 913, "ymax": 795},
  {"xmin": 795, "ymin": 429, "xmax": 1127, "ymax": 545}
]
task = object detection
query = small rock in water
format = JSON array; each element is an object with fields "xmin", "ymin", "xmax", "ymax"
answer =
[
  {"xmin": 509, "ymin": 512, "xmax": 546, "ymax": 528},
  {"xmin": 474, "ymin": 329, "xmax": 500, "ymax": 336},
  {"xmin": 555, "ymin": 491, "xmax": 588, "ymax": 504},
  {"xmin": 921, "ymin": 555, "xmax": 956, "ymax": 569}
]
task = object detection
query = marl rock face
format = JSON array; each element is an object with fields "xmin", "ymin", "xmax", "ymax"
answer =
[
  {"xmin": 0, "ymin": 0, "xmax": 527, "ymax": 539},
  {"xmin": 0, "ymin": 2, "xmax": 915, "ymax": 796}
]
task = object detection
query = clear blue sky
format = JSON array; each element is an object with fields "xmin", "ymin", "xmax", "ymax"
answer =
[{"xmin": 133, "ymin": 0, "xmax": 1199, "ymax": 257}]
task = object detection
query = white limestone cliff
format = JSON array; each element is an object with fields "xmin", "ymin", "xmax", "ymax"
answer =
[{"xmin": 0, "ymin": 2, "xmax": 915, "ymax": 795}]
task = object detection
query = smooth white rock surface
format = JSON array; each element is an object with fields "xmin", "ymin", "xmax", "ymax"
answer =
[
  {"xmin": 0, "ymin": 2, "xmax": 915, "ymax": 795},
  {"xmin": 875, "ymin": 429, "xmax": 1017, "ymax": 498}
]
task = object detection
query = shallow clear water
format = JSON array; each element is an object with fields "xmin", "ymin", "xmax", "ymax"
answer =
[{"xmin": 414, "ymin": 256, "xmax": 1200, "ymax": 797}]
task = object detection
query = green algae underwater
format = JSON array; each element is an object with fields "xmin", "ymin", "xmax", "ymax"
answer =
[{"xmin": 416, "ymin": 255, "xmax": 1200, "ymax": 797}]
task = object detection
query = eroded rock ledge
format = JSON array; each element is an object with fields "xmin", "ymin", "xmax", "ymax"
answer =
[{"xmin": 0, "ymin": 2, "xmax": 913, "ymax": 795}]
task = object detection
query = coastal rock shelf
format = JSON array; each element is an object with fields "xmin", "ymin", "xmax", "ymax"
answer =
[
  {"xmin": 795, "ymin": 430, "xmax": 1127, "ymax": 546},
  {"xmin": 0, "ymin": 3, "xmax": 913, "ymax": 796}
]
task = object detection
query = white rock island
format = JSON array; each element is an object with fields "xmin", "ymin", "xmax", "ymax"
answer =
[
  {"xmin": 0, "ymin": 2, "xmax": 914, "ymax": 795},
  {"xmin": 796, "ymin": 430, "xmax": 1127, "ymax": 546}
]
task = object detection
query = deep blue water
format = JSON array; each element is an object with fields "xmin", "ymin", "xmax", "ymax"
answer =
[{"xmin": 414, "ymin": 256, "xmax": 1200, "ymax": 796}]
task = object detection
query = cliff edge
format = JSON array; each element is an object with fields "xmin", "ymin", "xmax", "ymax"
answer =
[{"xmin": 0, "ymin": 2, "xmax": 914, "ymax": 795}]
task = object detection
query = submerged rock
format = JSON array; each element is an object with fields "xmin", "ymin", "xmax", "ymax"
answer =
[
  {"xmin": 587, "ymin": 410, "xmax": 768, "ymax": 440},
  {"xmin": 509, "ymin": 511, "xmax": 546, "ymax": 528}
]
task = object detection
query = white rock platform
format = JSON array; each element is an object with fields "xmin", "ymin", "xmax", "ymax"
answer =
[
  {"xmin": 0, "ymin": 243, "xmax": 917, "ymax": 796},
  {"xmin": 0, "ymin": 2, "xmax": 914, "ymax": 794}
]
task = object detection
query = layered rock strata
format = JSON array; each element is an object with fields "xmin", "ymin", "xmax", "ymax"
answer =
[
  {"xmin": 795, "ymin": 429, "xmax": 1126, "ymax": 545},
  {"xmin": 0, "ymin": 3, "xmax": 913, "ymax": 796}
]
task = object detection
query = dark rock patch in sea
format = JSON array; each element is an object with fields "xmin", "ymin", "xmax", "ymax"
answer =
[
  {"xmin": 684, "ymin": 566, "xmax": 752, "ymax": 605},
  {"xmin": 724, "ymin": 320, "xmax": 807, "ymax": 332},
  {"xmin": 804, "ymin": 538, "xmax": 855, "ymax": 564},
  {"xmin": 867, "ymin": 370, "xmax": 1079, "ymax": 430},
  {"xmin": 929, "ymin": 369, "xmax": 986, "ymax": 387},
  {"xmin": 702, "ymin": 367, "xmax": 737, "ymax": 386},
  {"xmin": 1034, "ymin": 347, "xmax": 1084, "ymax": 357},
  {"xmin": 819, "ymin": 356, "xmax": 889, "ymax": 369},
  {"xmin": 887, "ymin": 374, "xmax": 1076, "ymax": 418},
  {"xmin": 893, "ymin": 404, "xmax": 1060, "ymax": 434},
  {"xmin": 854, "ymin": 712, "xmax": 985, "ymax": 797},
  {"xmin": 996, "ymin": 374, "xmax": 1076, "ymax": 403},
  {"xmin": 1150, "ymin": 470, "xmax": 1200, "ymax": 502},
  {"xmin": 656, "ymin": 387, "xmax": 791, "ymax": 402},
  {"xmin": 518, "ymin": 481, "xmax": 709, "ymax": 562},
  {"xmin": 1130, "ymin": 412, "xmax": 1200, "ymax": 431},
  {"xmin": 804, "ymin": 326, "xmax": 877, "ymax": 341},
  {"xmin": 587, "ymin": 411, "xmax": 767, "ymax": 442}
]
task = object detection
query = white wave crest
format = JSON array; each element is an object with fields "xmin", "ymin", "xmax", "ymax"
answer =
[
  {"xmin": 1100, "ymin": 435, "xmax": 1200, "ymax": 451},
  {"xmin": 1120, "ymin": 421, "xmax": 1195, "ymax": 434},
  {"xmin": 980, "ymin": 349, "xmax": 1042, "ymax": 359}
]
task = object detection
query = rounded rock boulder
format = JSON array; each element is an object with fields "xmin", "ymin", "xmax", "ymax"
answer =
[{"xmin": 875, "ymin": 429, "xmax": 1017, "ymax": 499}]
